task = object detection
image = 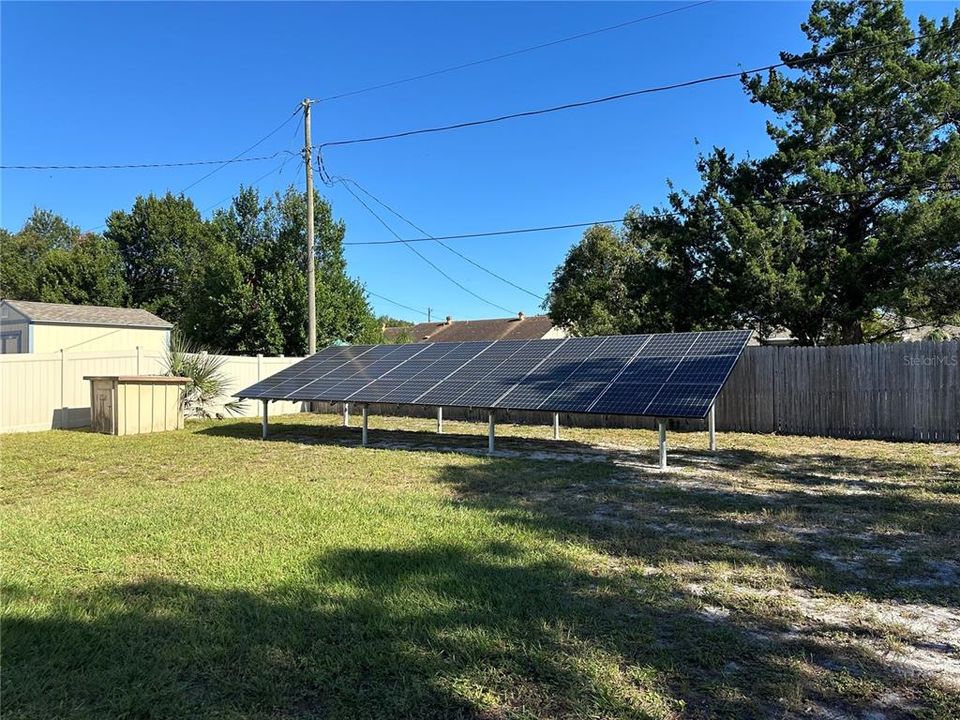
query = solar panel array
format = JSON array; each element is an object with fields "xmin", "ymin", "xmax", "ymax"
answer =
[{"xmin": 238, "ymin": 330, "xmax": 751, "ymax": 419}]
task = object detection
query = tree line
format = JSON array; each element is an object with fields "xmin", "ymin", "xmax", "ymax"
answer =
[
  {"xmin": 546, "ymin": 0, "xmax": 959, "ymax": 345},
  {"xmin": 0, "ymin": 186, "xmax": 382, "ymax": 355}
]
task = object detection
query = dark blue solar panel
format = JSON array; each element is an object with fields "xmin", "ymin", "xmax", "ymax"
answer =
[
  {"xmin": 670, "ymin": 356, "xmax": 737, "ymax": 385},
  {"xmin": 345, "ymin": 378, "xmax": 407, "ymax": 403},
  {"xmin": 634, "ymin": 333, "xmax": 694, "ymax": 357},
  {"xmin": 416, "ymin": 382, "xmax": 476, "ymax": 406},
  {"xmin": 538, "ymin": 382, "xmax": 610, "ymax": 413},
  {"xmin": 643, "ymin": 383, "xmax": 719, "ymax": 418},
  {"xmin": 589, "ymin": 383, "xmax": 663, "ymax": 415},
  {"xmin": 454, "ymin": 382, "xmax": 516, "ymax": 408},
  {"xmin": 238, "ymin": 331, "xmax": 750, "ymax": 418},
  {"xmin": 615, "ymin": 356, "xmax": 678, "ymax": 385},
  {"xmin": 378, "ymin": 380, "xmax": 441, "ymax": 404},
  {"xmin": 240, "ymin": 347, "xmax": 380, "ymax": 398},
  {"xmin": 686, "ymin": 330, "xmax": 752, "ymax": 356}
]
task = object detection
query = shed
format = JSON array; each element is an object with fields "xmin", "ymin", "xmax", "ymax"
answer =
[
  {"xmin": 0, "ymin": 300, "xmax": 172, "ymax": 354},
  {"xmin": 85, "ymin": 375, "xmax": 189, "ymax": 435}
]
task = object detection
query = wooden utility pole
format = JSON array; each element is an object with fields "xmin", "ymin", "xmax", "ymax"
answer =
[{"xmin": 302, "ymin": 98, "xmax": 317, "ymax": 355}]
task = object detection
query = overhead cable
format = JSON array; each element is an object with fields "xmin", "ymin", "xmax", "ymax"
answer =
[
  {"xmin": 338, "ymin": 181, "xmax": 516, "ymax": 315},
  {"xmin": 309, "ymin": 1, "xmax": 714, "ymax": 103},
  {"xmin": 319, "ymin": 29, "xmax": 953, "ymax": 151}
]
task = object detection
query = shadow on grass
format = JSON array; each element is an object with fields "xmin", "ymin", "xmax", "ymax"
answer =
[
  {"xmin": 438, "ymin": 451, "xmax": 960, "ymax": 608},
  {"xmin": 201, "ymin": 419, "xmax": 959, "ymax": 606},
  {"xmin": 199, "ymin": 419, "xmax": 619, "ymax": 462},
  {"xmin": 4, "ymin": 540, "xmax": 942, "ymax": 720}
]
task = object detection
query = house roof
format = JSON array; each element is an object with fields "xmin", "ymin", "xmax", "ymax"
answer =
[
  {"xmin": 1, "ymin": 299, "xmax": 172, "ymax": 329},
  {"xmin": 384, "ymin": 314, "xmax": 559, "ymax": 343}
]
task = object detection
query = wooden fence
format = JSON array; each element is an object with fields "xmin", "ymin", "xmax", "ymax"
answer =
[{"xmin": 336, "ymin": 341, "xmax": 959, "ymax": 442}]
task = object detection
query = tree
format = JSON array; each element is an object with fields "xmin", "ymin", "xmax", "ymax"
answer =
[
  {"xmin": 105, "ymin": 193, "xmax": 214, "ymax": 325},
  {"xmin": 548, "ymin": 0, "xmax": 959, "ymax": 344},
  {"xmin": 739, "ymin": 0, "xmax": 959, "ymax": 343},
  {"xmin": 34, "ymin": 235, "xmax": 128, "ymax": 307},
  {"xmin": 0, "ymin": 208, "xmax": 127, "ymax": 306},
  {"xmin": 182, "ymin": 185, "xmax": 379, "ymax": 355},
  {"xmin": 377, "ymin": 315, "xmax": 414, "ymax": 328},
  {"xmin": 546, "ymin": 224, "xmax": 641, "ymax": 336}
]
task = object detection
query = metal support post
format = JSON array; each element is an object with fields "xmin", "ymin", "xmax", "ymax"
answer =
[
  {"xmin": 261, "ymin": 400, "xmax": 269, "ymax": 439},
  {"xmin": 708, "ymin": 403, "xmax": 717, "ymax": 451},
  {"xmin": 437, "ymin": 406, "xmax": 444, "ymax": 434},
  {"xmin": 343, "ymin": 402, "xmax": 350, "ymax": 427},
  {"xmin": 488, "ymin": 411, "xmax": 496, "ymax": 454},
  {"xmin": 553, "ymin": 412, "xmax": 560, "ymax": 440},
  {"xmin": 658, "ymin": 419, "xmax": 667, "ymax": 470},
  {"xmin": 361, "ymin": 405, "xmax": 368, "ymax": 446}
]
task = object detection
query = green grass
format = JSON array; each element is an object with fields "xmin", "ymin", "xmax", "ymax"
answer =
[{"xmin": 3, "ymin": 414, "xmax": 959, "ymax": 719}]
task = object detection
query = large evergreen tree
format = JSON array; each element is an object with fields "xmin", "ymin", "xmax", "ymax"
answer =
[
  {"xmin": 741, "ymin": 0, "xmax": 959, "ymax": 343},
  {"xmin": 548, "ymin": 0, "xmax": 959, "ymax": 344}
]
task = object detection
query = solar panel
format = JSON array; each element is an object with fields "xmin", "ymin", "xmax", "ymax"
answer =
[{"xmin": 238, "ymin": 330, "xmax": 751, "ymax": 419}]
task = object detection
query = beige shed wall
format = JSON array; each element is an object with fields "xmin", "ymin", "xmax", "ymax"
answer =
[
  {"xmin": 116, "ymin": 381, "xmax": 184, "ymax": 435},
  {"xmin": 31, "ymin": 324, "xmax": 170, "ymax": 353}
]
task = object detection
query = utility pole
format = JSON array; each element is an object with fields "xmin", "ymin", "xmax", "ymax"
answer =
[
  {"xmin": 302, "ymin": 98, "xmax": 317, "ymax": 355},
  {"xmin": 427, "ymin": 307, "xmax": 432, "ymax": 323}
]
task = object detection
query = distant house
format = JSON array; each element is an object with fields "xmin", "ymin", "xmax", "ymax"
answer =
[
  {"xmin": 0, "ymin": 300, "xmax": 172, "ymax": 354},
  {"xmin": 383, "ymin": 312, "xmax": 568, "ymax": 344}
]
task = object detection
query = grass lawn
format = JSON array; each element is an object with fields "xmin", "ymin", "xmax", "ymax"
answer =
[{"xmin": 2, "ymin": 413, "xmax": 959, "ymax": 719}]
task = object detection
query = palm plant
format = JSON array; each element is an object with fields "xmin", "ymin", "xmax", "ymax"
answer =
[{"xmin": 163, "ymin": 331, "xmax": 244, "ymax": 419}]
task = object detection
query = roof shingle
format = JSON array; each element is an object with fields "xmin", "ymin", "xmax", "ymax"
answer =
[
  {"xmin": 1, "ymin": 300, "xmax": 172, "ymax": 329},
  {"xmin": 383, "ymin": 314, "xmax": 560, "ymax": 343}
]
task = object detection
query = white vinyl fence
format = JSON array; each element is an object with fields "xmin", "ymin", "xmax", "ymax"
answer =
[{"xmin": 0, "ymin": 349, "xmax": 303, "ymax": 433}]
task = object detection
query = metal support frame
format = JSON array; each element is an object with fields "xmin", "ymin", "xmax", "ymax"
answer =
[
  {"xmin": 708, "ymin": 403, "xmax": 717, "ymax": 451},
  {"xmin": 361, "ymin": 405, "xmax": 369, "ymax": 446},
  {"xmin": 488, "ymin": 411, "xmax": 496, "ymax": 454},
  {"xmin": 437, "ymin": 406, "xmax": 444, "ymax": 434},
  {"xmin": 553, "ymin": 412, "xmax": 560, "ymax": 440},
  {"xmin": 343, "ymin": 402, "xmax": 350, "ymax": 427},
  {"xmin": 658, "ymin": 419, "xmax": 667, "ymax": 470},
  {"xmin": 261, "ymin": 400, "xmax": 269, "ymax": 439}
]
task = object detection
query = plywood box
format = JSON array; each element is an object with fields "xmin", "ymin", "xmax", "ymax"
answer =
[{"xmin": 85, "ymin": 376, "xmax": 189, "ymax": 435}]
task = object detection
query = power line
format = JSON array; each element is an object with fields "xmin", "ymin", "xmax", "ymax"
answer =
[
  {"xmin": 202, "ymin": 113, "xmax": 307, "ymax": 214},
  {"xmin": 2, "ymin": 151, "xmax": 295, "ymax": 171},
  {"xmin": 345, "ymin": 217, "xmax": 628, "ymax": 245},
  {"xmin": 319, "ymin": 29, "xmax": 953, "ymax": 151},
  {"xmin": 340, "ymin": 177, "xmax": 545, "ymax": 300},
  {"xmin": 179, "ymin": 108, "xmax": 301, "ymax": 193},
  {"xmin": 201, "ymin": 155, "xmax": 302, "ymax": 215},
  {"xmin": 366, "ymin": 290, "xmax": 431, "ymax": 318},
  {"xmin": 338, "ymin": 181, "xmax": 516, "ymax": 315},
  {"xmin": 342, "ymin": 179, "xmax": 960, "ymax": 246},
  {"xmin": 309, "ymin": 1, "xmax": 714, "ymax": 104}
]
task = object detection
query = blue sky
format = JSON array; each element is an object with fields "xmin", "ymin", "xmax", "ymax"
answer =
[{"xmin": 2, "ymin": 1, "xmax": 953, "ymax": 322}]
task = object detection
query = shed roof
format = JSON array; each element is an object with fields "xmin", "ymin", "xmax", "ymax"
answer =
[
  {"xmin": 384, "ymin": 314, "xmax": 558, "ymax": 344},
  {"xmin": 1, "ymin": 299, "xmax": 172, "ymax": 329}
]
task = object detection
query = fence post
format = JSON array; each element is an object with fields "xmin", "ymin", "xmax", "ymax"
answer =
[
  {"xmin": 772, "ymin": 346, "xmax": 780, "ymax": 433},
  {"xmin": 257, "ymin": 353, "xmax": 263, "ymax": 381},
  {"xmin": 59, "ymin": 349, "xmax": 67, "ymax": 429},
  {"xmin": 136, "ymin": 345, "xmax": 142, "ymax": 375}
]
